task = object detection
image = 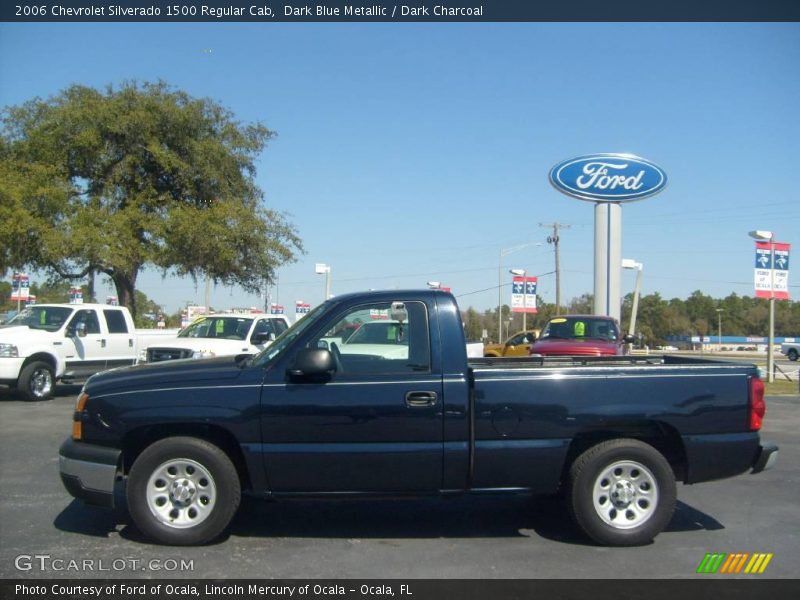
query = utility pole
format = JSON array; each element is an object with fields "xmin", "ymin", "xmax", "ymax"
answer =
[{"xmin": 540, "ymin": 222, "xmax": 570, "ymax": 315}]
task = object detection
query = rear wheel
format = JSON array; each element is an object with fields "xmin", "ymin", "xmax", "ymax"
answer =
[
  {"xmin": 18, "ymin": 360, "xmax": 55, "ymax": 401},
  {"xmin": 788, "ymin": 348, "xmax": 799, "ymax": 361},
  {"xmin": 567, "ymin": 438, "xmax": 676, "ymax": 546},
  {"xmin": 127, "ymin": 437, "xmax": 240, "ymax": 545}
]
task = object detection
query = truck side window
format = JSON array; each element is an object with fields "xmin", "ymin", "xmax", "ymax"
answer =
[
  {"xmin": 103, "ymin": 309, "xmax": 129, "ymax": 334},
  {"xmin": 70, "ymin": 310, "xmax": 101, "ymax": 334},
  {"xmin": 314, "ymin": 301, "xmax": 430, "ymax": 374}
]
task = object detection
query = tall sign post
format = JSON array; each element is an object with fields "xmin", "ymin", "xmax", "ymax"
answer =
[
  {"xmin": 751, "ymin": 230, "xmax": 791, "ymax": 383},
  {"xmin": 549, "ymin": 154, "xmax": 667, "ymax": 322},
  {"xmin": 510, "ymin": 271, "xmax": 537, "ymax": 330}
]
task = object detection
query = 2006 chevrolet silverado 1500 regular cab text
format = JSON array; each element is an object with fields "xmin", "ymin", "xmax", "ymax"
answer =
[{"xmin": 59, "ymin": 290, "xmax": 778, "ymax": 546}]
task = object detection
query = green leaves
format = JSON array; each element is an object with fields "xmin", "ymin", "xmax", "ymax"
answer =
[{"xmin": 1, "ymin": 81, "xmax": 302, "ymax": 316}]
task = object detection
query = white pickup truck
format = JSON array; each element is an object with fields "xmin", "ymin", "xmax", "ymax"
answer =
[
  {"xmin": 0, "ymin": 304, "xmax": 178, "ymax": 400},
  {"xmin": 780, "ymin": 340, "xmax": 799, "ymax": 361},
  {"xmin": 140, "ymin": 313, "xmax": 292, "ymax": 364}
]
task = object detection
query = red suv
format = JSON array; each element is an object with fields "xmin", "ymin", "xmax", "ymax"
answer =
[{"xmin": 530, "ymin": 315, "xmax": 633, "ymax": 357}]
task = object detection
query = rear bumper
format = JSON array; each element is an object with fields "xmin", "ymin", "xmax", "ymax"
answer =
[
  {"xmin": 682, "ymin": 433, "xmax": 778, "ymax": 483},
  {"xmin": 751, "ymin": 443, "xmax": 779, "ymax": 474},
  {"xmin": 58, "ymin": 438, "xmax": 121, "ymax": 508}
]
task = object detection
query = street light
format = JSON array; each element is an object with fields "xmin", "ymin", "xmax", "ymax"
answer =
[
  {"xmin": 621, "ymin": 259, "xmax": 643, "ymax": 338},
  {"xmin": 509, "ymin": 268, "xmax": 528, "ymax": 331},
  {"xmin": 748, "ymin": 230, "xmax": 776, "ymax": 383},
  {"xmin": 716, "ymin": 308, "xmax": 724, "ymax": 350},
  {"xmin": 426, "ymin": 281, "xmax": 441, "ymax": 289},
  {"xmin": 315, "ymin": 263, "xmax": 332, "ymax": 300},
  {"xmin": 499, "ymin": 242, "xmax": 541, "ymax": 343}
]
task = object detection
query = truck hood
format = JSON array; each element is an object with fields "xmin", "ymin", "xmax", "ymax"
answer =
[
  {"xmin": 85, "ymin": 355, "xmax": 247, "ymax": 395},
  {"xmin": 0, "ymin": 326, "xmax": 63, "ymax": 344},
  {"xmin": 147, "ymin": 338, "xmax": 256, "ymax": 354},
  {"xmin": 532, "ymin": 338, "xmax": 620, "ymax": 356}
]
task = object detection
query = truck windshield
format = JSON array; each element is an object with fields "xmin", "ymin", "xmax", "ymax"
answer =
[
  {"xmin": 178, "ymin": 316, "xmax": 254, "ymax": 341},
  {"xmin": 0, "ymin": 306, "xmax": 73, "ymax": 332},
  {"xmin": 541, "ymin": 317, "xmax": 619, "ymax": 341},
  {"xmin": 252, "ymin": 303, "xmax": 328, "ymax": 367}
]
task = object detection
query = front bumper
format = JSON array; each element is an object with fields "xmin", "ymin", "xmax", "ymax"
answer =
[
  {"xmin": 751, "ymin": 443, "xmax": 779, "ymax": 474},
  {"xmin": 0, "ymin": 357, "xmax": 25, "ymax": 383},
  {"xmin": 58, "ymin": 438, "xmax": 121, "ymax": 508}
]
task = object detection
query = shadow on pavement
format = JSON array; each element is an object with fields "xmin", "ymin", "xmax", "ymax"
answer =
[{"xmin": 53, "ymin": 492, "xmax": 724, "ymax": 546}]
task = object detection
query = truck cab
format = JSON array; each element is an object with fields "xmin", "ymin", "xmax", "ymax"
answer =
[{"xmin": 530, "ymin": 315, "xmax": 633, "ymax": 356}]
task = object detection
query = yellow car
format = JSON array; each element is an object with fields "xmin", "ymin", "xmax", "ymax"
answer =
[{"xmin": 483, "ymin": 330, "xmax": 540, "ymax": 357}]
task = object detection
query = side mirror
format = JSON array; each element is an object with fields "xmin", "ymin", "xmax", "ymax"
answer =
[
  {"xmin": 623, "ymin": 334, "xmax": 636, "ymax": 344},
  {"xmin": 252, "ymin": 332, "xmax": 276, "ymax": 345},
  {"xmin": 67, "ymin": 322, "xmax": 87, "ymax": 338},
  {"xmin": 287, "ymin": 348, "xmax": 336, "ymax": 381}
]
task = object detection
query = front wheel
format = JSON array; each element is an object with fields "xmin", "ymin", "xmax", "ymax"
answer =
[
  {"xmin": 127, "ymin": 437, "xmax": 241, "ymax": 545},
  {"xmin": 18, "ymin": 360, "xmax": 55, "ymax": 401},
  {"xmin": 788, "ymin": 349, "xmax": 799, "ymax": 361},
  {"xmin": 566, "ymin": 439, "xmax": 676, "ymax": 546}
]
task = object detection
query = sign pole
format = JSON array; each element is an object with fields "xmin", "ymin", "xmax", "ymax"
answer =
[{"xmin": 768, "ymin": 240, "xmax": 775, "ymax": 383}]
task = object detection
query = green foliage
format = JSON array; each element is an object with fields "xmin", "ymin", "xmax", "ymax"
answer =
[{"xmin": 1, "ymin": 81, "xmax": 302, "ymax": 317}]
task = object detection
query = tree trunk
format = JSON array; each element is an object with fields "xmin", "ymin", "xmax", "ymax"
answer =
[{"xmin": 110, "ymin": 270, "xmax": 138, "ymax": 319}]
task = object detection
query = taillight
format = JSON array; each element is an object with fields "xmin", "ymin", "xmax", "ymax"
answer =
[{"xmin": 749, "ymin": 377, "xmax": 766, "ymax": 431}]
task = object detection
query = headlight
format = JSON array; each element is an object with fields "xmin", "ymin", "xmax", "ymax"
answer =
[
  {"xmin": 191, "ymin": 350, "xmax": 216, "ymax": 359},
  {"xmin": 0, "ymin": 344, "xmax": 19, "ymax": 358}
]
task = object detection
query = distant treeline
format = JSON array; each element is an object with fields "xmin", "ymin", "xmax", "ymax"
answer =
[{"xmin": 462, "ymin": 290, "xmax": 800, "ymax": 345}]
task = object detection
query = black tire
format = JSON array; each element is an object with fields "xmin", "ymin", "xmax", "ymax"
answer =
[
  {"xmin": 126, "ymin": 436, "xmax": 241, "ymax": 545},
  {"xmin": 788, "ymin": 349, "xmax": 799, "ymax": 361},
  {"xmin": 18, "ymin": 360, "xmax": 55, "ymax": 401},
  {"xmin": 566, "ymin": 438, "xmax": 676, "ymax": 546}
]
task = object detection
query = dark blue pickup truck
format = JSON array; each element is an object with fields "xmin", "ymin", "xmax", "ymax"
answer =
[{"xmin": 59, "ymin": 290, "xmax": 778, "ymax": 546}]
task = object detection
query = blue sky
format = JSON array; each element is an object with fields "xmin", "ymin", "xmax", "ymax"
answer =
[{"xmin": 1, "ymin": 23, "xmax": 799, "ymax": 314}]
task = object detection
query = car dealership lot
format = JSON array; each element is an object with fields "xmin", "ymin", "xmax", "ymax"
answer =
[{"xmin": 1, "ymin": 385, "xmax": 797, "ymax": 579}]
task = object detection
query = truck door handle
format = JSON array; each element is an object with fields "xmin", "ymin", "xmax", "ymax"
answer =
[
  {"xmin": 405, "ymin": 391, "xmax": 437, "ymax": 407},
  {"xmin": 97, "ymin": 339, "xmax": 107, "ymax": 348}
]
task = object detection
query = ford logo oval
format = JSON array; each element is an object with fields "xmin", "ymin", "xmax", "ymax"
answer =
[{"xmin": 549, "ymin": 154, "xmax": 667, "ymax": 202}]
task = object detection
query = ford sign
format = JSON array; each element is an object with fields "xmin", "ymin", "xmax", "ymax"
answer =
[{"xmin": 549, "ymin": 154, "xmax": 667, "ymax": 202}]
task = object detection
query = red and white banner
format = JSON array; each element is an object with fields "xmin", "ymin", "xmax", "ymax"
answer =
[
  {"xmin": 754, "ymin": 242, "xmax": 790, "ymax": 300},
  {"xmin": 511, "ymin": 276, "xmax": 538, "ymax": 313},
  {"xmin": 10, "ymin": 273, "xmax": 30, "ymax": 301}
]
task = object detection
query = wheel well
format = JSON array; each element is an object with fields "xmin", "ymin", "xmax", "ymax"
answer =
[
  {"xmin": 21, "ymin": 353, "xmax": 57, "ymax": 372},
  {"xmin": 562, "ymin": 422, "xmax": 688, "ymax": 484},
  {"xmin": 120, "ymin": 424, "xmax": 252, "ymax": 490}
]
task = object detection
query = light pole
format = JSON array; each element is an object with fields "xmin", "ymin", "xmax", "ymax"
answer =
[
  {"xmin": 498, "ymin": 242, "xmax": 541, "ymax": 342},
  {"xmin": 509, "ymin": 268, "xmax": 528, "ymax": 331},
  {"xmin": 315, "ymin": 263, "xmax": 332, "ymax": 301},
  {"xmin": 621, "ymin": 259, "xmax": 643, "ymax": 337},
  {"xmin": 748, "ymin": 230, "xmax": 775, "ymax": 383},
  {"xmin": 716, "ymin": 308, "xmax": 724, "ymax": 350}
]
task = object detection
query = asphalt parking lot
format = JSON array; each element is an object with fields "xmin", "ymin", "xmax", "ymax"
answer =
[{"xmin": 0, "ymin": 384, "xmax": 797, "ymax": 580}]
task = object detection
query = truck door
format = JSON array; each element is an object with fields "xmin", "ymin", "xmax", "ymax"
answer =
[
  {"xmin": 260, "ymin": 300, "xmax": 443, "ymax": 493},
  {"xmin": 101, "ymin": 308, "xmax": 137, "ymax": 368},
  {"xmin": 63, "ymin": 309, "xmax": 107, "ymax": 379}
]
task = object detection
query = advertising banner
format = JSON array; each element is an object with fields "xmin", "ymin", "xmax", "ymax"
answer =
[
  {"xmin": 68, "ymin": 286, "xmax": 83, "ymax": 304},
  {"xmin": 270, "ymin": 304, "xmax": 285, "ymax": 315},
  {"xmin": 754, "ymin": 242, "xmax": 790, "ymax": 300},
  {"xmin": 10, "ymin": 273, "xmax": 30, "ymax": 301},
  {"xmin": 511, "ymin": 276, "xmax": 538, "ymax": 313}
]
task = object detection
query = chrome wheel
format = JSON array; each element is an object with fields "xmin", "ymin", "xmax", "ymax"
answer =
[
  {"xmin": 30, "ymin": 368, "xmax": 53, "ymax": 398},
  {"xmin": 145, "ymin": 458, "xmax": 217, "ymax": 529},
  {"xmin": 592, "ymin": 460, "xmax": 659, "ymax": 530}
]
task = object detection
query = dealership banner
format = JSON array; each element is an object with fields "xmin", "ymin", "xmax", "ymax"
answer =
[
  {"xmin": 9, "ymin": 273, "xmax": 30, "ymax": 301},
  {"xmin": 511, "ymin": 276, "xmax": 537, "ymax": 313},
  {"xmin": 754, "ymin": 242, "xmax": 790, "ymax": 300}
]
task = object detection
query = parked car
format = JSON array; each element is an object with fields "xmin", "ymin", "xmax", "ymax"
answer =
[
  {"xmin": 530, "ymin": 315, "xmax": 633, "ymax": 357},
  {"xmin": 483, "ymin": 329, "xmax": 540, "ymax": 357},
  {"xmin": 780, "ymin": 341, "xmax": 799, "ymax": 361},
  {"xmin": 60, "ymin": 290, "xmax": 777, "ymax": 547},
  {"xmin": 0, "ymin": 304, "xmax": 178, "ymax": 400},
  {"xmin": 140, "ymin": 313, "xmax": 291, "ymax": 363}
]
